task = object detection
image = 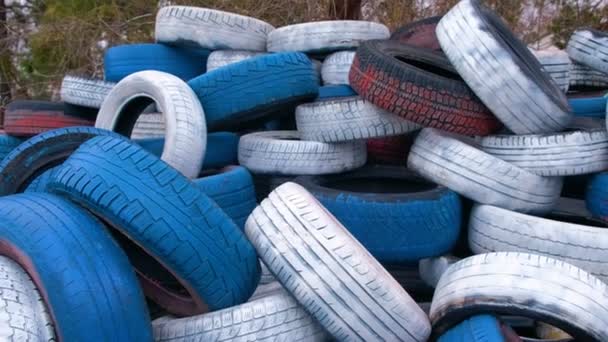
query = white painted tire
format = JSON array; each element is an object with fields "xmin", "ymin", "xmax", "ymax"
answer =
[
  {"xmin": 570, "ymin": 61, "xmax": 608, "ymax": 88},
  {"xmin": 96, "ymin": 70, "xmax": 206, "ymax": 178},
  {"xmin": 238, "ymin": 131, "xmax": 366, "ymax": 175},
  {"xmin": 407, "ymin": 128, "xmax": 562, "ymax": 214},
  {"xmin": 155, "ymin": 6, "xmax": 275, "ymax": 51},
  {"xmin": 430, "ymin": 252, "xmax": 608, "ymax": 341},
  {"xmin": 245, "ymin": 182, "xmax": 431, "ymax": 341},
  {"xmin": 530, "ymin": 49, "xmax": 571, "ymax": 92},
  {"xmin": 321, "ymin": 51, "xmax": 355, "ymax": 85},
  {"xmin": 60, "ymin": 76, "xmax": 115, "ymax": 108},
  {"xmin": 418, "ymin": 255, "xmax": 460, "ymax": 288},
  {"xmin": 206, "ymin": 50, "xmax": 265, "ymax": 72},
  {"xmin": 131, "ymin": 113, "xmax": 165, "ymax": 139},
  {"xmin": 267, "ymin": 21, "xmax": 389, "ymax": 53},
  {"xmin": 567, "ymin": 28, "xmax": 608, "ymax": 74}
]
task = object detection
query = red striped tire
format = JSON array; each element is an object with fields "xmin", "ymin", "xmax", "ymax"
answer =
[
  {"xmin": 4, "ymin": 101, "xmax": 94, "ymax": 136},
  {"xmin": 390, "ymin": 16, "xmax": 442, "ymax": 52},
  {"xmin": 366, "ymin": 134, "xmax": 417, "ymax": 165},
  {"xmin": 349, "ymin": 40, "xmax": 501, "ymax": 136}
]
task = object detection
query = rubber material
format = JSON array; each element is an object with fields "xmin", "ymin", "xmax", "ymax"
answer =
[
  {"xmin": 245, "ymin": 182, "xmax": 431, "ymax": 341},
  {"xmin": 4, "ymin": 100, "xmax": 94, "ymax": 137},
  {"xmin": 408, "ymin": 128, "xmax": 563, "ymax": 214},
  {"xmin": 96, "ymin": 70, "xmax": 207, "ymax": 179},
  {"xmin": 316, "ymin": 85, "xmax": 357, "ymax": 100},
  {"xmin": 130, "ymin": 112, "xmax": 165, "ymax": 139},
  {"xmin": 0, "ymin": 134, "xmax": 21, "ymax": 160},
  {"xmin": 349, "ymin": 40, "xmax": 500, "ymax": 136},
  {"xmin": 391, "ymin": 16, "xmax": 443, "ymax": 52},
  {"xmin": 60, "ymin": 75, "xmax": 115, "ymax": 108},
  {"xmin": 567, "ymin": 28, "xmax": 608, "ymax": 74},
  {"xmin": 531, "ymin": 49, "xmax": 571, "ymax": 92},
  {"xmin": 437, "ymin": 315, "xmax": 504, "ymax": 342},
  {"xmin": 0, "ymin": 193, "xmax": 152, "ymax": 341},
  {"xmin": 296, "ymin": 166, "xmax": 462, "ymax": 262},
  {"xmin": 366, "ymin": 133, "xmax": 417, "ymax": 165},
  {"xmin": 429, "ymin": 252, "xmax": 608, "ymax": 341},
  {"xmin": 188, "ymin": 52, "xmax": 319, "ymax": 131},
  {"xmin": 586, "ymin": 172, "xmax": 608, "ymax": 222},
  {"xmin": 436, "ymin": 0, "xmax": 572, "ymax": 134},
  {"xmin": 321, "ymin": 51, "xmax": 355, "ymax": 85},
  {"xmin": 206, "ymin": 50, "xmax": 265, "ymax": 71},
  {"xmin": 46, "ymin": 136, "xmax": 260, "ymax": 316},
  {"xmin": 103, "ymin": 43, "xmax": 207, "ymax": 82},
  {"xmin": 570, "ymin": 62, "xmax": 608, "ymax": 88},
  {"xmin": 252, "ymin": 174, "xmax": 293, "ymax": 202},
  {"xmin": 238, "ymin": 130, "xmax": 366, "ymax": 175},
  {"xmin": 568, "ymin": 92, "xmax": 607, "ymax": 117},
  {"xmin": 383, "ymin": 264, "xmax": 435, "ymax": 301},
  {"xmin": 24, "ymin": 166, "xmax": 59, "ymax": 193},
  {"xmin": 419, "ymin": 255, "xmax": 460, "ymax": 288}
]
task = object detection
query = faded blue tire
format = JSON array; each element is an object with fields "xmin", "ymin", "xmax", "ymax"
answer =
[
  {"xmin": 316, "ymin": 85, "xmax": 357, "ymax": 100},
  {"xmin": 437, "ymin": 315, "xmax": 505, "ymax": 342}
]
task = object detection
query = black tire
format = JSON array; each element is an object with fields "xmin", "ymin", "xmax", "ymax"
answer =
[{"xmin": 390, "ymin": 16, "xmax": 443, "ymax": 52}]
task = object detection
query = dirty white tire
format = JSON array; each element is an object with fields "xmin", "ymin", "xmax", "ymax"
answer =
[
  {"xmin": 430, "ymin": 252, "xmax": 608, "ymax": 341},
  {"xmin": 436, "ymin": 0, "xmax": 572, "ymax": 134},
  {"xmin": 152, "ymin": 291, "xmax": 328, "ymax": 342},
  {"xmin": 469, "ymin": 204, "xmax": 608, "ymax": 283},
  {"xmin": 418, "ymin": 255, "xmax": 460, "ymax": 288},
  {"xmin": 408, "ymin": 128, "xmax": 562, "ymax": 214},
  {"xmin": 245, "ymin": 182, "xmax": 431, "ymax": 341},
  {"xmin": 206, "ymin": 50, "xmax": 265, "ymax": 72},
  {"xmin": 238, "ymin": 131, "xmax": 366, "ymax": 175},
  {"xmin": 131, "ymin": 113, "xmax": 165, "ymax": 139},
  {"xmin": 0, "ymin": 256, "xmax": 55, "ymax": 341},
  {"xmin": 258, "ymin": 262, "xmax": 276, "ymax": 285},
  {"xmin": 295, "ymin": 96, "xmax": 421, "ymax": 142},
  {"xmin": 478, "ymin": 130, "xmax": 608, "ymax": 176},
  {"xmin": 267, "ymin": 21, "xmax": 389, "ymax": 53},
  {"xmin": 531, "ymin": 49, "xmax": 571, "ymax": 92},
  {"xmin": 570, "ymin": 61, "xmax": 608, "ymax": 88},
  {"xmin": 249, "ymin": 280, "xmax": 283, "ymax": 301},
  {"xmin": 155, "ymin": 6, "xmax": 275, "ymax": 51},
  {"xmin": 567, "ymin": 28, "xmax": 608, "ymax": 74},
  {"xmin": 96, "ymin": 70, "xmax": 206, "ymax": 178},
  {"xmin": 60, "ymin": 75, "xmax": 115, "ymax": 108},
  {"xmin": 321, "ymin": 51, "xmax": 355, "ymax": 85}
]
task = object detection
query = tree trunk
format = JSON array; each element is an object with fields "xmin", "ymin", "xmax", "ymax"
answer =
[
  {"xmin": 329, "ymin": 0, "xmax": 362, "ymax": 19},
  {"xmin": 0, "ymin": 1, "xmax": 11, "ymax": 105}
]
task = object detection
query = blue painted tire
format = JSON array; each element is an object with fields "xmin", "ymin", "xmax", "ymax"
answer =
[
  {"xmin": 188, "ymin": 52, "xmax": 319, "ymax": 131},
  {"xmin": 586, "ymin": 172, "xmax": 608, "ymax": 221},
  {"xmin": 568, "ymin": 94, "xmax": 607, "ymax": 117},
  {"xmin": 24, "ymin": 166, "xmax": 59, "ymax": 193},
  {"xmin": 135, "ymin": 132, "xmax": 238, "ymax": 170},
  {"xmin": 194, "ymin": 166, "xmax": 256, "ymax": 229},
  {"xmin": 437, "ymin": 315, "xmax": 505, "ymax": 342},
  {"xmin": 47, "ymin": 136, "xmax": 260, "ymax": 316},
  {"xmin": 0, "ymin": 193, "xmax": 151, "ymax": 341},
  {"xmin": 104, "ymin": 43, "xmax": 208, "ymax": 82},
  {"xmin": 0, "ymin": 134, "xmax": 21, "ymax": 160},
  {"xmin": 316, "ymin": 85, "xmax": 357, "ymax": 100},
  {"xmin": 296, "ymin": 165, "xmax": 461, "ymax": 262}
]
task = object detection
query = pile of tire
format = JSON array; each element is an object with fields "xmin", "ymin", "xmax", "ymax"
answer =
[{"xmin": 0, "ymin": 0, "xmax": 607, "ymax": 341}]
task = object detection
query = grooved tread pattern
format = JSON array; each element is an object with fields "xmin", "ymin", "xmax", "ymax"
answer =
[
  {"xmin": 570, "ymin": 62, "xmax": 608, "ymax": 87},
  {"xmin": 60, "ymin": 76, "xmax": 115, "ymax": 108},
  {"xmin": 567, "ymin": 29, "xmax": 608, "ymax": 74},
  {"xmin": 131, "ymin": 113, "xmax": 165, "ymax": 139},
  {"xmin": 4, "ymin": 106, "xmax": 94, "ymax": 137},
  {"xmin": 0, "ymin": 135, "xmax": 21, "ymax": 161},
  {"xmin": 531, "ymin": 49, "xmax": 571, "ymax": 92},
  {"xmin": 24, "ymin": 166, "xmax": 59, "ymax": 193},
  {"xmin": 321, "ymin": 51, "xmax": 355, "ymax": 85}
]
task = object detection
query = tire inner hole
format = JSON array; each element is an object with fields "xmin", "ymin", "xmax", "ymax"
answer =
[
  {"xmin": 322, "ymin": 176, "xmax": 435, "ymax": 193},
  {"xmin": 394, "ymin": 56, "xmax": 462, "ymax": 80}
]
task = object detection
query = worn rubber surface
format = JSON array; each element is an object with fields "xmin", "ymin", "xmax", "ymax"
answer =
[
  {"xmin": 316, "ymin": 85, "xmax": 357, "ymax": 100},
  {"xmin": 47, "ymin": 136, "xmax": 260, "ymax": 316},
  {"xmin": 238, "ymin": 130, "xmax": 366, "ymax": 175},
  {"xmin": 0, "ymin": 193, "xmax": 152, "ymax": 341},
  {"xmin": 570, "ymin": 61, "xmax": 608, "ymax": 88},
  {"xmin": 429, "ymin": 252, "xmax": 608, "ymax": 341},
  {"xmin": 568, "ymin": 91, "xmax": 607, "ymax": 117},
  {"xmin": 252, "ymin": 174, "xmax": 293, "ymax": 202},
  {"xmin": 0, "ymin": 134, "xmax": 21, "ymax": 160},
  {"xmin": 478, "ymin": 130, "xmax": 608, "ymax": 176},
  {"xmin": 531, "ymin": 49, "xmax": 571, "ymax": 92},
  {"xmin": 189, "ymin": 52, "xmax": 319, "ymax": 131},
  {"xmin": 321, "ymin": 51, "xmax": 355, "ymax": 85},
  {"xmin": 0, "ymin": 127, "xmax": 119, "ymax": 195},
  {"xmin": 194, "ymin": 166, "xmax": 256, "ymax": 230},
  {"xmin": 350, "ymin": 40, "xmax": 500, "ymax": 136},
  {"xmin": 437, "ymin": 315, "xmax": 504, "ymax": 342},
  {"xmin": 4, "ymin": 100, "xmax": 94, "ymax": 137},
  {"xmin": 436, "ymin": 0, "xmax": 572, "ymax": 134},
  {"xmin": 586, "ymin": 172, "xmax": 608, "ymax": 222},
  {"xmin": 153, "ymin": 291, "xmax": 327, "ymax": 342},
  {"xmin": 103, "ymin": 43, "xmax": 207, "ymax": 82},
  {"xmin": 567, "ymin": 28, "xmax": 608, "ymax": 74},
  {"xmin": 296, "ymin": 96, "xmax": 421, "ymax": 142},
  {"xmin": 390, "ymin": 16, "xmax": 443, "ymax": 52},
  {"xmin": 156, "ymin": 6, "xmax": 274, "ymax": 51},
  {"xmin": 130, "ymin": 112, "xmax": 165, "ymax": 139},
  {"xmin": 24, "ymin": 166, "xmax": 58, "ymax": 193},
  {"xmin": 206, "ymin": 50, "xmax": 265, "ymax": 71},
  {"xmin": 382, "ymin": 264, "xmax": 434, "ymax": 302},
  {"xmin": 408, "ymin": 128, "xmax": 562, "ymax": 214},
  {"xmin": 419, "ymin": 255, "xmax": 460, "ymax": 288},
  {"xmin": 366, "ymin": 133, "xmax": 418, "ymax": 165},
  {"xmin": 296, "ymin": 166, "xmax": 461, "ymax": 262},
  {"xmin": 245, "ymin": 182, "xmax": 431, "ymax": 341},
  {"xmin": 60, "ymin": 75, "xmax": 115, "ymax": 108},
  {"xmin": 0, "ymin": 255, "xmax": 55, "ymax": 341}
]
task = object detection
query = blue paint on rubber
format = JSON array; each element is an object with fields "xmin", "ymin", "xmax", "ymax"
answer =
[
  {"xmin": 586, "ymin": 172, "xmax": 608, "ymax": 221},
  {"xmin": 568, "ymin": 94, "xmax": 607, "ymax": 117},
  {"xmin": 47, "ymin": 136, "xmax": 260, "ymax": 313},
  {"xmin": 316, "ymin": 85, "xmax": 357, "ymax": 100},
  {"xmin": 0, "ymin": 193, "xmax": 151, "ymax": 341},
  {"xmin": 24, "ymin": 166, "xmax": 59, "ymax": 193},
  {"xmin": 437, "ymin": 315, "xmax": 504, "ymax": 342},
  {"xmin": 104, "ymin": 43, "xmax": 208, "ymax": 82},
  {"xmin": 0, "ymin": 135, "xmax": 21, "ymax": 160}
]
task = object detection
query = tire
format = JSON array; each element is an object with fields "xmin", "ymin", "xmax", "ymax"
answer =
[
  {"xmin": 257, "ymin": 262, "xmax": 277, "ymax": 285},
  {"xmin": 429, "ymin": 252, "xmax": 608, "ymax": 341},
  {"xmin": 130, "ymin": 112, "xmax": 165, "ymax": 139},
  {"xmin": 0, "ymin": 134, "xmax": 21, "ymax": 160},
  {"xmin": 436, "ymin": 0, "xmax": 572, "ymax": 134},
  {"xmin": 407, "ymin": 128, "xmax": 563, "ymax": 214},
  {"xmin": 4, "ymin": 101, "xmax": 95, "ymax": 137},
  {"xmin": 469, "ymin": 203, "xmax": 608, "ymax": 283},
  {"xmin": 24, "ymin": 166, "xmax": 58, "ymax": 193},
  {"xmin": 245, "ymin": 182, "xmax": 431, "ymax": 341},
  {"xmin": 366, "ymin": 133, "xmax": 418, "ymax": 165},
  {"xmin": 436, "ymin": 315, "xmax": 504, "ymax": 342},
  {"xmin": 321, "ymin": 51, "xmax": 355, "ymax": 85},
  {"xmin": 96, "ymin": 70, "xmax": 207, "ymax": 179},
  {"xmin": 0, "ymin": 193, "xmax": 152, "ymax": 341},
  {"xmin": 477, "ymin": 130, "xmax": 608, "ymax": 176},
  {"xmin": 60, "ymin": 75, "xmax": 115, "ymax": 108},
  {"xmin": 0, "ymin": 255, "xmax": 55, "ymax": 341},
  {"xmin": 530, "ymin": 49, "xmax": 571, "ymax": 92},
  {"xmin": 238, "ymin": 131, "xmax": 366, "ymax": 175},
  {"xmin": 567, "ymin": 116, "xmax": 606, "ymax": 130},
  {"xmin": 316, "ymin": 84, "xmax": 357, "ymax": 100},
  {"xmin": 349, "ymin": 40, "xmax": 501, "ymax": 136},
  {"xmin": 567, "ymin": 28, "xmax": 608, "ymax": 74},
  {"xmin": 194, "ymin": 166, "xmax": 256, "ymax": 229},
  {"xmin": 152, "ymin": 291, "xmax": 327, "ymax": 342},
  {"xmin": 103, "ymin": 43, "xmax": 207, "ymax": 82},
  {"xmin": 188, "ymin": 52, "xmax": 319, "ymax": 131},
  {"xmin": 585, "ymin": 172, "xmax": 608, "ymax": 222},
  {"xmin": 267, "ymin": 20, "xmax": 389, "ymax": 53},
  {"xmin": 46, "ymin": 136, "xmax": 260, "ymax": 316},
  {"xmin": 390, "ymin": 16, "xmax": 443, "ymax": 52},
  {"xmin": 419, "ymin": 255, "xmax": 460, "ymax": 288},
  {"xmin": 383, "ymin": 264, "xmax": 435, "ymax": 302},
  {"xmin": 206, "ymin": 50, "xmax": 265, "ymax": 72},
  {"xmin": 296, "ymin": 96, "xmax": 420, "ymax": 142},
  {"xmin": 295, "ymin": 166, "xmax": 462, "ymax": 263},
  {"xmin": 156, "ymin": 6, "xmax": 274, "ymax": 51},
  {"xmin": 568, "ymin": 91, "xmax": 608, "ymax": 117},
  {"xmin": 569, "ymin": 61, "xmax": 608, "ymax": 88},
  {"xmin": 252, "ymin": 173, "xmax": 293, "ymax": 202},
  {"xmin": 0, "ymin": 127, "xmax": 120, "ymax": 195}
]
